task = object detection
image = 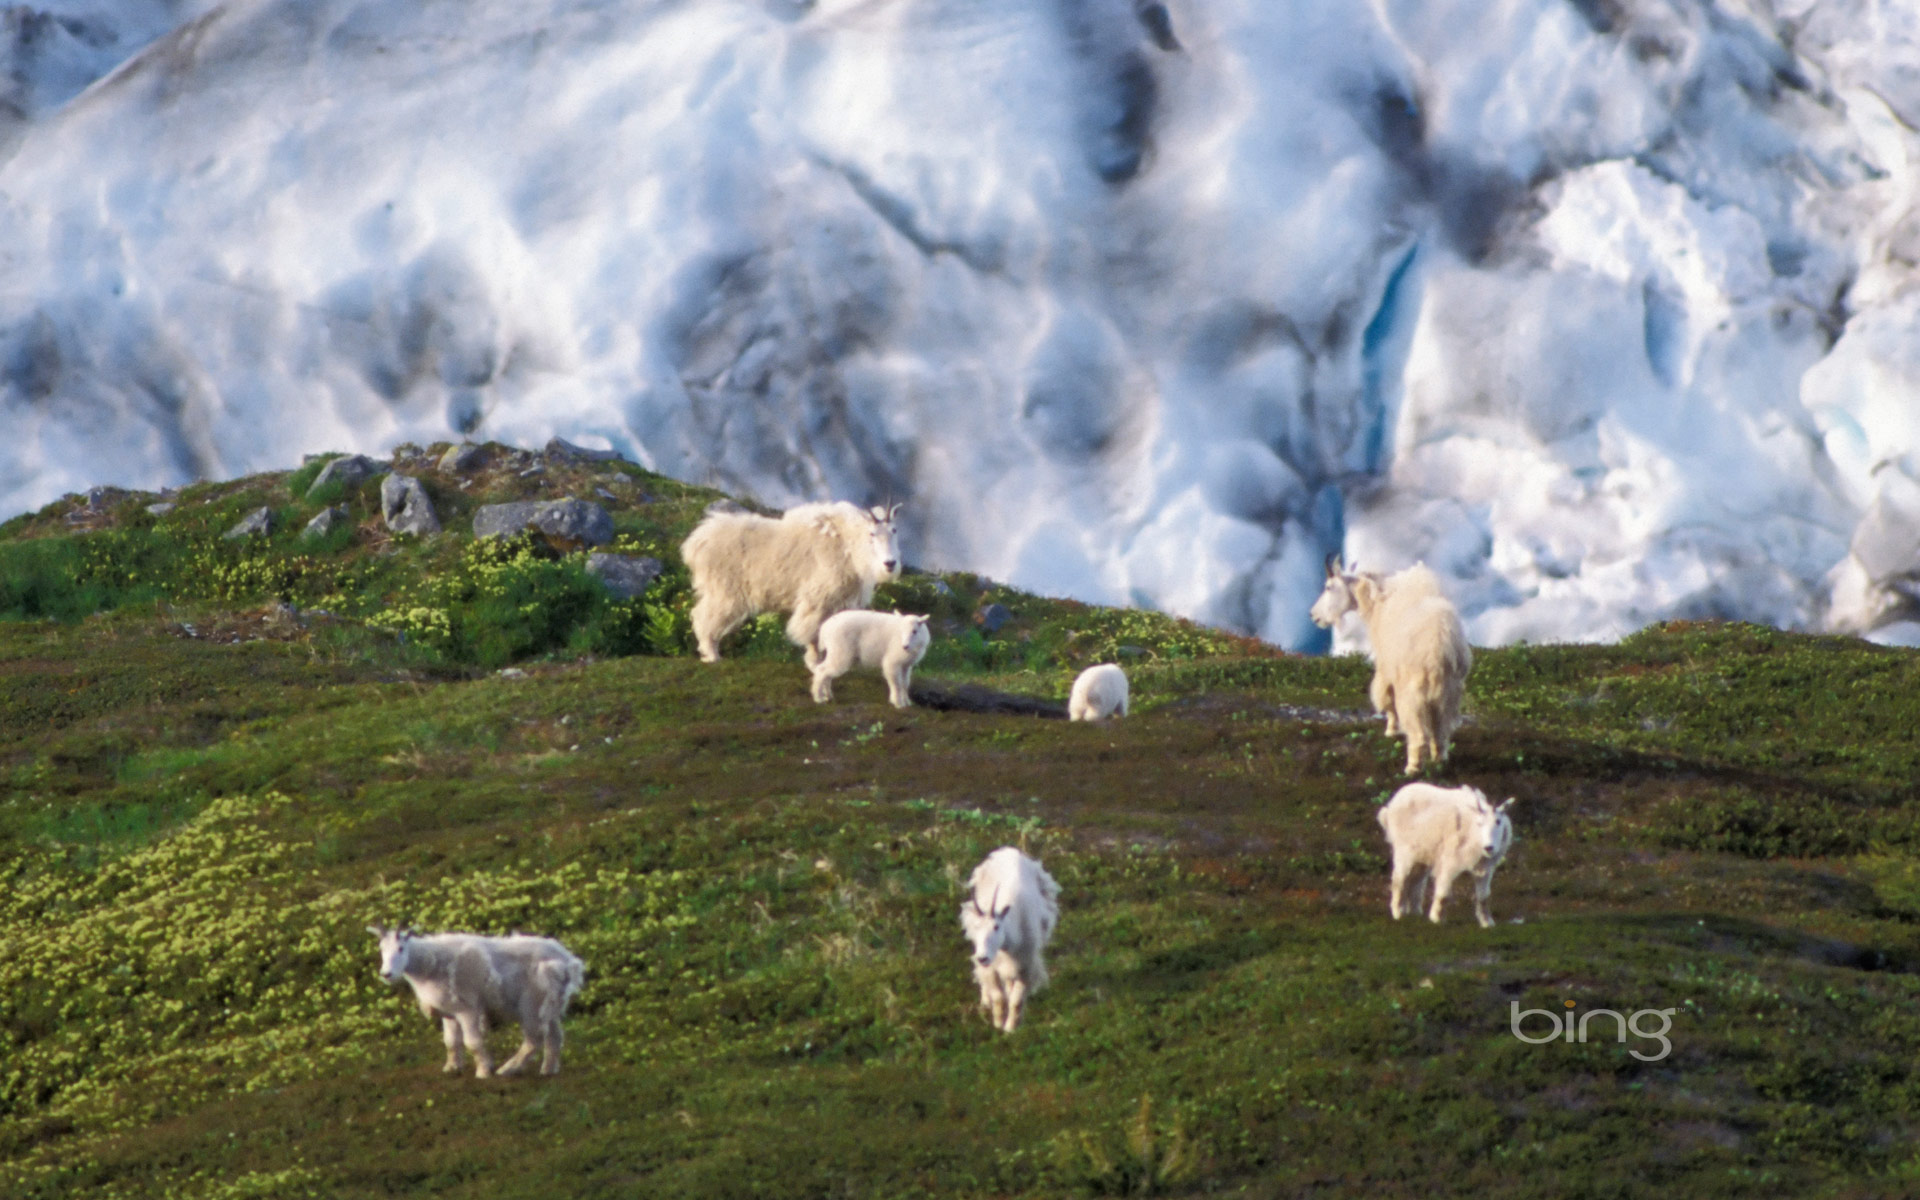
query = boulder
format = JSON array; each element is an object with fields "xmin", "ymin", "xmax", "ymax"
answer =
[
  {"xmin": 380, "ymin": 474, "xmax": 441, "ymax": 536},
  {"xmin": 308, "ymin": 454, "xmax": 381, "ymax": 496},
  {"xmin": 439, "ymin": 443, "xmax": 487, "ymax": 473},
  {"xmin": 586, "ymin": 553, "xmax": 664, "ymax": 600},
  {"xmin": 224, "ymin": 506, "xmax": 274, "ymax": 540},
  {"xmin": 544, "ymin": 436, "xmax": 624, "ymax": 464},
  {"xmin": 303, "ymin": 505, "xmax": 350, "ymax": 539},
  {"xmin": 976, "ymin": 602, "xmax": 1013, "ymax": 634},
  {"xmin": 472, "ymin": 498, "xmax": 613, "ymax": 547}
]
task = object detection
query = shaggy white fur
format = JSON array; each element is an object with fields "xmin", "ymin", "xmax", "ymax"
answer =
[
  {"xmin": 1311, "ymin": 557, "xmax": 1472, "ymax": 774},
  {"xmin": 681, "ymin": 501, "xmax": 901, "ymax": 664},
  {"xmin": 810, "ymin": 609, "xmax": 931, "ymax": 708},
  {"xmin": 958, "ymin": 847, "xmax": 1060, "ymax": 1034},
  {"xmin": 1068, "ymin": 662, "xmax": 1129, "ymax": 721},
  {"xmin": 1376, "ymin": 783, "xmax": 1515, "ymax": 928},
  {"xmin": 367, "ymin": 926, "xmax": 585, "ymax": 1078}
]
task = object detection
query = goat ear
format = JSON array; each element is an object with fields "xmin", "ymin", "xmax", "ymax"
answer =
[
  {"xmin": 888, "ymin": 502, "xmax": 902, "ymax": 520},
  {"xmin": 366, "ymin": 924, "xmax": 385, "ymax": 938},
  {"xmin": 1324, "ymin": 552, "xmax": 1341, "ymax": 579}
]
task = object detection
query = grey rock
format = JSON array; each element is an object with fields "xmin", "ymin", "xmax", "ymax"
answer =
[
  {"xmin": 976, "ymin": 602, "xmax": 1013, "ymax": 634},
  {"xmin": 65, "ymin": 486, "xmax": 126, "ymax": 523},
  {"xmin": 439, "ymin": 443, "xmax": 487, "ymax": 473},
  {"xmin": 308, "ymin": 454, "xmax": 381, "ymax": 496},
  {"xmin": 473, "ymin": 498, "xmax": 613, "ymax": 546},
  {"xmin": 224, "ymin": 506, "xmax": 274, "ymax": 540},
  {"xmin": 931, "ymin": 579, "xmax": 954, "ymax": 597},
  {"xmin": 145, "ymin": 502, "xmax": 176, "ymax": 517},
  {"xmin": 586, "ymin": 553, "xmax": 664, "ymax": 600},
  {"xmin": 303, "ymin": 505, "xmax": 350, "ymax": 539},
  {"xmin": 545, "ymin": 436, "xmax": 624, "ymax": 464},
  {"xmin": 380, "ymin": 474, "xmax": 441, "ymax": 536}
]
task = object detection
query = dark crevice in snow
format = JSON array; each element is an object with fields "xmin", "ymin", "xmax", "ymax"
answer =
[
  {"xmin": 1135, "ymin": 2, "xmax": 1179, "ymax": 52},
  {"xmin": 1056, "ymin": 0, "xmax": 1158, "ymax": 185},
  {"xmin": 1817, "ymin": 271, "xmax": 1853, "ymax": 346},
  {"xmin": 1641, "ymin": 279, "xmax": 1686, "ymax": 389},
  {"xmin": 1090, "ymin": 49, "xmax": 1156, "ymax": 184},
  {"xmin": 1565, "ymin": 0, "xmax": 1624, "ymax": 36},
  {"xmin": 1359, "ymin": 242, "xmax": 1419, "ymax": 477},
  {"xmin": 819, "ymin": 157, "xmax": 1002, "ymax": 275},
  {"xmin": 1353, "ymin": 78, "xmax": 1526, "ymax": 264}
]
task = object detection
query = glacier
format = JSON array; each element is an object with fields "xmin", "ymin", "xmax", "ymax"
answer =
[{"xmin": 3, "ymin": 0, "xmax": 1920, "ymax": 651}]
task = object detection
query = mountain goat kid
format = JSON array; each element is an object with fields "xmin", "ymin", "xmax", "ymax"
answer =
[
  {"xmin": 681, "ymin": 501, "xmax": 902, "ymax": 664},
  {"xmin": 1068, "ymin": 662, "xmax": 1129, "ymax": 721},
  {"xmin": 810, "ymin": 609, "xmax": 931, "ymax": 708},
  {"xmin": 1310, "ymin": 557, "xmax": 1472, "ymax": 774},
  {"xmin": 959, "ymin": 846, "xmax": 1061, "ymax": 1034},
  {"xmin": 366, "ymin": 925, "xmax": 586, "ymax": 1078},
  {"xmin": 1376, "ymin": 783, "xmax": 1515, "ymax": 928}
]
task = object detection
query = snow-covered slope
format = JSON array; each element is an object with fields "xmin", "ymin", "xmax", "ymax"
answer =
[{"xmin": 3, "ymin": 0, "xmax": 1919, "ymax": 650}]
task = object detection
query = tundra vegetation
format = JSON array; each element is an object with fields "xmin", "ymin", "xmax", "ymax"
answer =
[{"xmin": 2, "ymin": 444, "xmax": 1920, "ymax": 1196}]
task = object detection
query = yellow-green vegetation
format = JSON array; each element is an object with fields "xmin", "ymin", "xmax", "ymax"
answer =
[{"xmin": 4, "ymin": 454, "xmax": 1920, "ymax": 1196}]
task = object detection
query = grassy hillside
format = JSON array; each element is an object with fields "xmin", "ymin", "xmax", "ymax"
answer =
[{"xmin": 3, "ymin": 444, "xmax": 1919, "ymax": 1197}]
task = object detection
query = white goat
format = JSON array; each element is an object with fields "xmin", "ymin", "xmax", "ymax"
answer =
[
  {"xmin": 1310, "ymin": 556, "xmax": 1472, "ymax": 774},
  {"xmin": 681, "ymin": 501, "xmax": 903, "ymax": 664},
  {"xmin": 1068, "ymin": 663, "xmax": 1129, "ymax": 721},
  {"xmin": 1376, "ymin": 783, "xmax": 1515, "ymax": 928},
  {"xmin": 366, "ymin": 925, "xmax": 585, "ymax": 1078},
  {"xmin": 810, "ymin": 609, "xmax": 931, "ymax": 708},
  {"xmin": 958, "ymin": 847, "xmax": 1061, "ymax": 1034}
]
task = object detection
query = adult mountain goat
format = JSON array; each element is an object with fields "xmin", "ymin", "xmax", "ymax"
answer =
[
  {"xmin": 681, "ymin": 501, "xmax": 902, "ymax": 664},
  {"xmin": 1310, "ymin": 557, "xmax": 1472, "ymax": 774},
  {"xmin": 1376, "ymin": 783, "xmax": 1515, "ymax": 928},
  {"xmin": 959, "ymin": 846, "xmax": 1061, "ymax": 1034},
  {"xmin": 366, "ymin": 925, "xmax": 585, "ymax": 1078}
]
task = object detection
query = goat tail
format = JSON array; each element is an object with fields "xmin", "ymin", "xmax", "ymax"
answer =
[{"xmin": 537, "ymin": 952, "xmax": 587, "ymax": 1020}]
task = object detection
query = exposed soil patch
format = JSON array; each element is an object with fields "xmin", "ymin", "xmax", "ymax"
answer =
[{"xmin": 907, "ymin": 680, "xmax": 1066, "ymax": 718}]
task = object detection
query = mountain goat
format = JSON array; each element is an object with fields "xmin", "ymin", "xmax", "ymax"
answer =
[
  {"xmin": 1068, "ymin": 663, "xmax": 1129, "ymax": 721},
  {"xmin": 1376, "ymin": 783, "xmax": 1515, "ymax": 928},
  {"xmin": 810, "ymin": 609, "xmax": 931, "ymax": 708},
  {"xmin": 1310, "ymin": 556, "xmax": 1472, "ymax": 774},
  {"xmin": 366, "ymin": 925, "xmax": 586, "ymax": 1078},
  {"xmin": 959, "ymin": 847, "xmax": 1061, "ymax": 1034},
  {"xmin": 681, "ymin": 501, "xmax": 902, "ymax": 664}
]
